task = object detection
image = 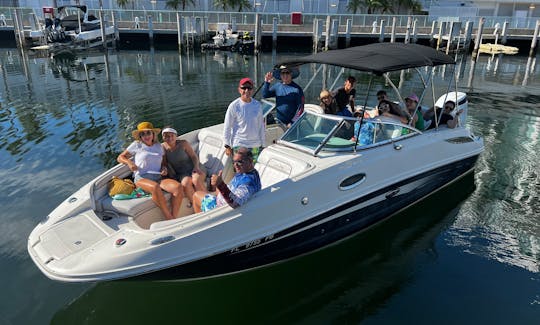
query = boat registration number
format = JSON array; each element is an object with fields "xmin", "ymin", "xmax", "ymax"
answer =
[{"xmin": 230, "ymin": 234, "xmax": 275, "ymax": 254}]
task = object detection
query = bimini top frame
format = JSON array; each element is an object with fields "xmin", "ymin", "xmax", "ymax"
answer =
[{"xmin": 278, "ymin": 43, "xmax": 455, "ymax": 76}]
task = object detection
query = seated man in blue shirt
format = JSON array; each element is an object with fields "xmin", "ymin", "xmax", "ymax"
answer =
[
  {"xmin": 262, "ymin": 65, "xmax": 304, "ymax": 127},
  {"xmin": 193, "ymin": 148, "xmax": 261, "ymax": 213}
]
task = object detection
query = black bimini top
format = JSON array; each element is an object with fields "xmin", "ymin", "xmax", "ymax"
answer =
[{"xmin": 278, "ymin": 43, "xmax": 455, "ymax": 75}]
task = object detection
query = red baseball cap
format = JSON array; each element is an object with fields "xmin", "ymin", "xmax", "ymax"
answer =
[{"xmin": 239, "ymin": 77, "xmax": 253, "ymax": 87}]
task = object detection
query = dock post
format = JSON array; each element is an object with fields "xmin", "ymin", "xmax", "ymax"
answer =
[
  {"xmin": 472, "ymin": 17, "xmax": 485, "ymax": 58},
  {"xmin": 429, "ymin": 20, "xmax": 436, "ymax": 46},
  {"xmin": 390, "ymin": 17, "xmax": 396, "ymax": 43},
  {"xmin": 446, "ymin": 21, "xmax": 454, "ymax": 54},
  {"xmin": 231, "ymin": 16, "xmax": 237, "ymax": 33},
  {"xmin": 112, "ymin": 11, "xmax": 119, "ymax": 48},
  {"xmin": 325, "ymin": 15, "xmax": 331, "ymax": 50},
  {"xmin": 12, "ymin": 9, "xmax": 21, "ymax": 49},
  {"xmin": 313, "ymin": 19, "xmax": 321, "ymax": 52},
  {"xmin": 176, "ymin": 12, "xmax": 183, "ymax": 52},
  {"xmin": 195, "ymin": 17, "xmax": 202, "ymax": 47},
  {"xmin": 254, "ymin": 13, "xmax": 261, "ymax": 55},
  {"xmin": 379, "ymin": 19, "xmax": 385, "ymax": 42},
  {"xmin": 272, "ymin": 17, "xmax": 278, "ymax": 49},
  {"xmin": 412, "ymin": 18, "xmax": 418, "ymax": 43},
  {"xmin": 501, "ymin": 21, "xmax": 509, "ymax": 45},
  {"xmin": 463, "ymin": 20, "xmax": 473, "ymax": 51},
  {"xmin": 436, "ymin": 21, "xmax": 443, "ymax": 50},
  {"xmin": 99, "ymin": 9, "xmax": 106, "ymax": 49},
  {"xmin": 345, "ymin": 18, "xmax": 352, "ymax": 48},
  {"xmin": 330, "ymin": 19, "xmax": 339, "ymax": 49},
  {"xmin": 404, "ymin": 16, "xmax": 412, "ymax": 44},
  {"xmin": 529, "ymin": 20, "xmax": 540, "ymax": 57},
  {"xmin": 148, "ymin": 15, "xmax": 154, "ymax": 47}
]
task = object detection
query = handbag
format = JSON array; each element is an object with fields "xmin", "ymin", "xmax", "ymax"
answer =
[{"xmin": 108, "ymin": 176, "xmax": 136, "ymax": 197}]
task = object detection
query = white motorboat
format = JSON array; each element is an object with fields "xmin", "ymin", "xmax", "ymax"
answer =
[
  {"xmin": 27, "ymin": 43, "xmax": 484, "ymax": 282},
  {"xmin": 28, "ymin": 6, "xmax": 115, "ymax": 52}
]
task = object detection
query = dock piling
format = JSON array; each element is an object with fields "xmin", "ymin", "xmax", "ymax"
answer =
[
  {"xmin": 330, "ymin": 19, "xmax": 339, "ymax": 49},
  {"xmin": 472, "ymin": 17, "xmax": 485, "ymax": 58},
  {"xmin": 501, "ymin": 21, "xmax": 509, "ymax": 45},
  {"xmin": 463, "ymin": 21, "xmax": 473, "ymax": 51},
  {"xmin": 379, "ymin": 19, "xmax": 385, "ymax": 42},
  {"xmin": 254, "ymin": 13, "xmax": 261, "ymax": 54},
  {"xmin": 325, "ymin": 15, "xmax": 331, "ymax": 50},
  {"xmin": 176, "ymin": 12, "xmax": 182, "ymax": 52},
  {"xmin": 272, "ymin": 17, "xmax": 278, "ymax": 49},
  {"xmin": 404, "ymin": 16, "xmax": 412, "ymax": 44},
  {"xmin": 529, "ymin": 20, "xmax": 540, "ymax": 57},
  {"xmin": 412, "ymin": 18, "xmax": 418, "ymax": 43},
  {"xmin": 390, "ymin": 17, "xmax": 396, "ymax": 43},
  {"xmin": 446, "ymin": 21, "xmax": 454, "ymax": 54},
  {"xmin": 313, "ymin": 19, "xmax": 322, "ymax": 52},
  {"xmin": 148, "ymin": 15, "xmax": 154, "ymax": 47},
  {"xmin": 345, "ymin": 19, "xmax": 352, "ymax": 48}
]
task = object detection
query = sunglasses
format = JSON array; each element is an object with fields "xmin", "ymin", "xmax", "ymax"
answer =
[
  {"xmin": 233, "ymin": 159, "xmax": 245, "ymax": 165},
  {"xmin": 240, "ymin": 86, "xmax": 253, "ymax": 90},
  {"xmin": 140, "ymin": 131, "xmax": 153, "ymax": 136},
  {"xmin": 444, "ymin": 106, "xmax": 454, "ymax": 110},
  {"xmin": 280, "ymin": 71, "xmax": 291, "ymax": 75}
]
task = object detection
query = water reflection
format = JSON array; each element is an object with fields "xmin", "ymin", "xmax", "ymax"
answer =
[{"xmin": 51, "ymin": 174, "xmax": 475, "ymax": 324}]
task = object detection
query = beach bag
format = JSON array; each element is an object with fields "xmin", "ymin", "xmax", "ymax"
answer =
[{"xmin": 108, "ymin": 176, "xmax": 136, "ymax": 197}]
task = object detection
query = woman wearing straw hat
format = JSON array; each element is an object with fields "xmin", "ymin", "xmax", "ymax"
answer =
[{"xmin": 117, "ymin": 122, "xmax": 183, "ymax": 220}]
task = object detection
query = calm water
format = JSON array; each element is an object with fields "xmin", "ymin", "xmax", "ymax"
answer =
[{"xmin": 0, "ymin": 48, "xmax": 539, "ymax": 324}]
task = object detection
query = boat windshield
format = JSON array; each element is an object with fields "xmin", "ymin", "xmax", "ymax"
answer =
[{"xmin": 278, "ymin": 111, "xmax": 420, "ymax": 155}]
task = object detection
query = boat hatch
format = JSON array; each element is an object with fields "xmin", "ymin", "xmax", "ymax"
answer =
[{"xmin": 31, "ymin": 211, "xmax": 108, "ymax": 263}]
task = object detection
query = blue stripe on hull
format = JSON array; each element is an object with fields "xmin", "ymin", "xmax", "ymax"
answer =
[{"xmin": 135, "ymin": 155, "xmax": 479, "ymax": 281}]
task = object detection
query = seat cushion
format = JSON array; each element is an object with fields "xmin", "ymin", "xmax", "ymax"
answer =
[{"xmin": 101, "ymin": 193, "xmax": 171, "ymax": 217}]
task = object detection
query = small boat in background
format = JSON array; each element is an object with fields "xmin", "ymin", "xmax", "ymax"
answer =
[
  {"xmin": 27, "ymin": 5, "xmax": 115, "ymax": 55},
  {"xmin": 479, "ymin": 43, "xmax": 519, "ymax": 55}
]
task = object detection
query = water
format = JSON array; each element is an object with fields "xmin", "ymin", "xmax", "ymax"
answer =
[{"xmin": 0, "ymin": 48, "xmax": 539, "ymax": 324}]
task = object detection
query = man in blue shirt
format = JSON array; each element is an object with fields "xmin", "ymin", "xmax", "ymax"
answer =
[
  {"xmin": 193, "ymin": 148, "xmax": 261, "ymax": 212},
  {"xmin": 262, "ymin": 65, "xmax": 304, "ymax": 127}
]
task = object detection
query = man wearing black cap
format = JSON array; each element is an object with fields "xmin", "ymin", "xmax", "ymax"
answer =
[{"xmin": 262, "ymin": 65, "xmax": 304, "ymax": 127}]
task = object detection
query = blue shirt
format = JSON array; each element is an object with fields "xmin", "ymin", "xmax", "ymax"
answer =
[
  {"xmin": 353, "ymin": 120, "xmax": 375, "ymax": 146},
  {"xmin": 217, "ymin": 170, "xmax": 262, "ymax": 207},
  {"xmin": 262, "ymin": 81, "xmax": 304, "ymax": 124}
]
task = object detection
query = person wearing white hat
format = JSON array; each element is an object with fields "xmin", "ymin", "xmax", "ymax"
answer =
[
  {"xmin": 117, "ymin": 121, "xmax": 183, "ymax": 220},
  {"xmin": 161, "ymin": 126, "xmax": 206, "ymax": 207}
]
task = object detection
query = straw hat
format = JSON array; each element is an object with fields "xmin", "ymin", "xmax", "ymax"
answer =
[{"xmin": 132, "ymin": 121, "xmax": 161, "ymax": 140}]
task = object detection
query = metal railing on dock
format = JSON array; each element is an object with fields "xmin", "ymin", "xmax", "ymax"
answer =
[{"xmin": 1, "ymin": 7, "xmax": 539, "ymax": 55}]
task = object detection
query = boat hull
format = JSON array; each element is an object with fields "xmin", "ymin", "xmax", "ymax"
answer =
[{"xmin": 135, "ymin": 154, "xmax": 479, "ymax": 281}]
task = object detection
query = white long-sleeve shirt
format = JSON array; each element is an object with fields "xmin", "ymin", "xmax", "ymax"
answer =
[{"xmin": 223, "ymin": 97, "xmax": 265, "ymax": 148}]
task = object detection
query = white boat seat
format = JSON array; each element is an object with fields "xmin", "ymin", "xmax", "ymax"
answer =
[
  {"xmin": 304, "ymin": 104, "xmax": 325, "ymax": 115},
  {"xmin": 101, "ymin": 193, "xmax": 170, "ymax": 217},
  {"xmin": 255, "ymin": 148, "xmax": 311, "ymax": 188}
]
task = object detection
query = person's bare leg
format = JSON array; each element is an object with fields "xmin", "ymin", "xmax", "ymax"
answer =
[
  {"xmin": 192, "ymin": 190, "xmax": 207, "ymax": 213},
  {"xmin": 192, "ymin": 171, "xmax": 207, "ymax": 192},
  {"xmin": 161, "ymin": 179, "xmax": 183, "ymax": 218},
  {"xmin": 136, "ymin": 179, "xmax": 172, "ymax": 220},
  {"xmin": 181, "ymin": 176, "xmax": 195, "ymax": 205}
]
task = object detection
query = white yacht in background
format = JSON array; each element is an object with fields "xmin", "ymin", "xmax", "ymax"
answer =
[
  {"xmin": 28, "ymin": 6, "xmax": 115, "ymax": 54},
  {"xmin": 28, "ymin": 43, "xmax": 484, "ymax": 282}
]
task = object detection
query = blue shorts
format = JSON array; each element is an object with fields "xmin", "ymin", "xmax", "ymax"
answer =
[{"xmin": 134, "ymin": 173, "xmax": 161, "ymax": 183}]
